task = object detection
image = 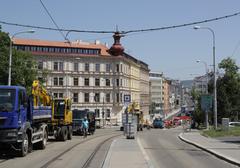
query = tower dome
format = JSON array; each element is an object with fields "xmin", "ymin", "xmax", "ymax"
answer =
[{"xmin": 109, "ymin": 31, "xmax": 124, "ymax": 56}]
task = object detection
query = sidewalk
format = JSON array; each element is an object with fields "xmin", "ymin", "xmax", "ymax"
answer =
[
  {"xmin": 179, "ymin": 130, "xmax": 240, "ymax": 166},
  {"xmin": 103, "ymin": 136, "xmax": 151, "ymax": 168}
]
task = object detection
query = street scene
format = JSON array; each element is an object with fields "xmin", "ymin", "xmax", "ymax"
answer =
[{"xmin": 0, "ymin": 1, "xmax": 240, "ymax": 168}]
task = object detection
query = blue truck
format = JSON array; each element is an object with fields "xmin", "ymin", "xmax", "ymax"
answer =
[{"xmin": 0, "ymin": 85, "xmax": 51, "ymax": 156}]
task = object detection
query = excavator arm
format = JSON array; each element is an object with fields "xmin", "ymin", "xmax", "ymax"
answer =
[{"xmin": 32, "ymin": 80, "xmax": 52, "ymax": 107}]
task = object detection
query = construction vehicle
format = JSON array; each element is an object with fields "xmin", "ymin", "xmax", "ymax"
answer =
[
  {"xmin": 127, "ymin": 102, "xmax": 143, "ymax": 131},
  {"xmin": 49, "ymin": 98, "xmax": 72, "ymax": 140},
  {"xmin": 0, "ymin": 84, "xmax": 51, "ymax": 156},
  {"xmin": 32, "ymin": 80, "xmax": 73, "ymax": 141},
  {"xmin": 0, "ymin": 80, "xmax": 72, "ymax": 156}
]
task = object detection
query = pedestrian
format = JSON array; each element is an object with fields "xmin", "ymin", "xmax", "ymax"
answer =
[{"xmin": 82, "ymin": 117, "xmax": 89, "ymax": 137}]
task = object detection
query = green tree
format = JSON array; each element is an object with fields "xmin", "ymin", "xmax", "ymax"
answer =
[
  {"xmin": 191, "ymin": 87, "xmax": 205, "ymax": 128},
  {"xmin": 217, "ymin": 57, "xmax": 240, "ymax": 121},
  {"xmin": 0, "ymin": 28, "xmax": 38, "ymax": 93}
]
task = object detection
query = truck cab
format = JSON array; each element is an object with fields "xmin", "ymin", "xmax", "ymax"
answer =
[
  {"xmin": 0, "ymin": 86, "xmax": 28, "ymax": 143},
  {"xmin": 0, "ymin": 85, "xmax": 50, "ymax": 156}
]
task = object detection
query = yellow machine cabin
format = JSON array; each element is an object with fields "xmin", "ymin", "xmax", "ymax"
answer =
[{"xmin": 52, "ymin": 98, "xmax": 72, "ymax": 125}]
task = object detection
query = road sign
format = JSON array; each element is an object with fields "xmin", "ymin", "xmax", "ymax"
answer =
[
  {"xmin": 124, "ymin": 94, "xmax": 131, "ymax": 103},
  {"xmin": 201, "ymin": 95, "xmax": 213, "ymax": 112}
]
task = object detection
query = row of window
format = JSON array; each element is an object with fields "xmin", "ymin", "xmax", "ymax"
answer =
[
  {"xmin": 15, "ymin": 45, "xmax": 100, "ymax": 55},
  {"xmin": 52, "ymin": 77, "xmax": 123, "ymax": 87},
  {"xmin": 53, "ymin": 92, "xmax": 123, "ymax": 103},
  {"xmin": 95, "ymin": 109, "xmax": 111, "ymax": 118},
  {"xmin": 38, "ymin": 61, "xmax": 125, "ymax": 73},
  {"xmin": 73, "ymin": 92, "xmax": 111, "ymax": 103}
]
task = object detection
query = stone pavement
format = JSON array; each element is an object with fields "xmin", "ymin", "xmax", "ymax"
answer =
[
  {"xmin": 179, "ymin": 130, "xmax": 240, "ymax": 166},
  {"xmin": 102, "ymin": 136, "xmax": 152, "ymax": 168}
]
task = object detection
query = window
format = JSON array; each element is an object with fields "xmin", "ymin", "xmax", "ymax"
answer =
[
  {"xmin": 54, "ymin": 93, "xmax": 58, "ymax": 98},
  {"xmin": 59, "ymin": 62, "xmax": 64, "ymax": 71},
  {"xmin": 106, "ymin": 79, "xmax": 110, "ymax": 86},
  {"xmin": 85, "ymin": 63, "xmax": 89, "ymax": 71},
  {"xmin": 116, "ymin": 64, "xmax": 119, "ymax": 72},
  {"xmin": 120, "ymin": 79, "xmax": 122, "ymax": 86},
  {"xmin": 54, "ymin": 62, "xmax": 58, "ymax": 71},
  {"xmin": 38, "ymin": 61, "xmax": 43, "ymax": 70},
  {"xmin": 95, "ymin": 78, "xmax": 100, "ymax": 86},
  {"xmin": 53, "ymin": 62, "xmax": 64, "ymax": 71},
  {"xmin": 95, "ymin": 109, "xmax": 100, "ymax": 118},
  {"xmin": 53, "ymin": 77, "xmax": 58, "ymax": 86},
  {"xmin": 59, "ymin": 77, "xmax": 63, "ymax": 86},
  {"xmin": 53, "ymin": 93, "xmax": 63, "ymax": 98},
  {"xmin": 106, "ymin": 64, "xmax": 111, "ymax": 72},
  {"xmin": 84, "ymin": 93, "xmax": 89, "ymax": 102},
  {"xmin": 106, "ymin": 109, "xmax": 110, "ymax": 118},
  {"xmin": 94, "ymin": 93, "xmax": 100, "ymax": 102},
  {"xmin": 74, "ymin": 78, "xmax": 78, "ymax": 86},
  {"xmin": 116, "ymin": 79, "xmax": 119, "ymax": 86},
  {"xmin": 73, "ymin": 93, "xmax": 78, "ymax": 103},
  {"xmin": 84, "ymin": 78, "xmax": 89, "ymax": 86},
  {"xmin": 95, "ymin": 63, "xmax": 100, "ymax": 72},
  {"xmin": 59, "ymin": 93, "xmax": 63, "ymax": 98},
  {"xmin": 120, "ymin": 64, "xmax": 123, "ymax": 72},
  {"xmin": 106, "ymin": 93, "xmax": 110, "ymax": 103},
  {"xmin": 74, "ymin": 63, "xmax": 78, "ymax": 71},
  {"xmin": 116, "ymin": 93, "xmax": 119, "ymax": 103}
]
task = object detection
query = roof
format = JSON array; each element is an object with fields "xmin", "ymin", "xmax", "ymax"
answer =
[{"xmin": 13, "ymin": 38, "xmax": 110, "ymax": 56}]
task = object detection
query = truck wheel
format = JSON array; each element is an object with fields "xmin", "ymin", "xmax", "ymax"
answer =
[
  {"xmin": 61, "ymin": 126, "xmax": 68, "ymax": 141},
  {"xmin": 19, "ymin": 133, "xmax": 29, "ymax": 157},
  {"xmin": 67, "ymin": 126, "xmax": 72, "ymax": 140},
  {"xmin": 38, "ymin": 129, "xmax": 47, "ymax": 149}
]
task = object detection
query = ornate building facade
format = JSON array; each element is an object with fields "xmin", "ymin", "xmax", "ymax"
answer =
[{"xmin": 13, "ymin": 32, "xmax": 150, "ymax": 124}]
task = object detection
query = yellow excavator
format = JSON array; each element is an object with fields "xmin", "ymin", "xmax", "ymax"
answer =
[{"xmin": 32, "ymin": 80, "xmax": 72, "ymax": 141}]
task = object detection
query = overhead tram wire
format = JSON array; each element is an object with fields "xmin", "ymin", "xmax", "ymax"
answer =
[
  {"xmin": 122, "ymin": 11, "xmax": 240, "ymax": 34},
  {"xmin": 39, "ymin": 0, "xmax": 68, "ymax": 40},
  {"xmin": 0, "ymin": 10, "xmax": 240, "ymax": 35}
]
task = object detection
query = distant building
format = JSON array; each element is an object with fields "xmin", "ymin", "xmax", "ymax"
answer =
[
  {"xmin": 193, "ymin": 75, "xmax": 208, "ymax": 94},
  {"xmin": 149, "ymin": 72, "xmax": 164, "ymax": 116}
]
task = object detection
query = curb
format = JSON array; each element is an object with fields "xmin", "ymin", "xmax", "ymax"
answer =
[{"xmin": 178, "ymin": 133, "xmax": 240, "ymax": 167}]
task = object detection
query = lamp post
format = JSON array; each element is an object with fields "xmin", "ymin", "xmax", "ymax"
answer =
[
  {"xmin": 194, "ymin": 26, "xmax": 217, "ymax": 129},
  {"xmin": 8, "ymin": 30, "xmax": 35, "ymax": 86}
]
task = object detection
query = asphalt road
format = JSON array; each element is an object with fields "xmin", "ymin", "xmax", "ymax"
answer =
[
  {"xmin": 138, "ymin": 127, "xmax": 238, "ymax": 168},
  {"xmin": 0, "ymin": 128, "xmax": 120, "ymax": 168}
]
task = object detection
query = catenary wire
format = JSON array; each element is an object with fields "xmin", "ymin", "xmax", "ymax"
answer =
[
  {"xmin": 0, "ymin": 11, "xmax": 240, "ymax": 35},
  {"xmin": 39, "ymin": 0, "xmax": 67, "ymax": 40}
]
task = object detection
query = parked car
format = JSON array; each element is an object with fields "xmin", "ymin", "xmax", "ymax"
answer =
[
  {"xmin": 229, "ymin": 122, "xmax": 240, "ymax": 127},
  {"xmin": 153, "ymin": 118, "xmax": 164, "ymax": 128}
]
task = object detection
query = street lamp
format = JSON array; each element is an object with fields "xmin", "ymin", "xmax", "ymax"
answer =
[
  {"xmin": 8, "ymin": 30, "xmax": 35, "ymax": 86},
  {"xmin": 194, "ymin": 26, "xmax": 217, "ymax": 129},
  {"xmin": 196, "ymin": 60, "xmax": 209, "ymax": 129}
]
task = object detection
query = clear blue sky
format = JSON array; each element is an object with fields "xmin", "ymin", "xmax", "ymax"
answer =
[{"xmin": 1, "ymin": 0, "xmax": 240, "ymax": 80}]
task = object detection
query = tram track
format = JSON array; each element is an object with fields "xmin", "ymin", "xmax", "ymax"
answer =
[
  {"xmin": 81, "ymin": 134, "xmax": 121, "ymax": 168},
  {"xmin": 40, "ymin": 132, "xmax": 121, "ymax": 168}
]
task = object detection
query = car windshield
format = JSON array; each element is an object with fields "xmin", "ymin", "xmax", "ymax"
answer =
[{"xmin": 0, "ymin": 89, "xmax": 15, "ymax": 112}]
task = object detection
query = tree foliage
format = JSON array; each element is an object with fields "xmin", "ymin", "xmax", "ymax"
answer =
[
  {"xmin": 191, "ymin": 88, "xmax": 205, "ymax": 127},
  {"xmin": 217, "ymin": 57, "xmax": 240, "ymax": 121},
  {"xmin": 0, "ymin": 28, "xmax": 38, "ymax": 93}
]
